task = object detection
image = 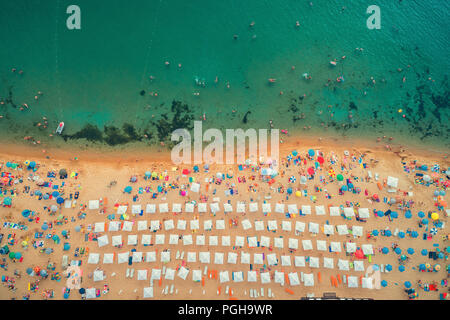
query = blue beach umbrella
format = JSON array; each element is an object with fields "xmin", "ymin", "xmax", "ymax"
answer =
[
  {"xmin": 145, "ymin": 171, "xmax": 151, "ymax": 177},
  {"xmin": 446, "ymin": 246, "xmax": 450, "ymax": 254},
  {"xmin": 193, "ymin": 166, "xmax": 199, "ymax": 172},
  {"xmin": 29, "ymin": 161, "xmax": 36, "ymax": 168},
  {"xmin": 308, "ymin": 149, "xmax": 315, "ymax": 157},
  {"xmin": 14, "ymin": 252, "xmax": 22, "ymax": 259},
  {"xmin": 40, "ymin": 269, "xmax": 48, "ymax": 277},
  {"xmin": 407, "ymin": 248, "xmax": 414, "ymax": 255},
  {"xmin": 372, "ymin": 264, "xmax": 380, "ymax": 271},
  {"xmin": 391, "ymin": 211, "xmax": 398, "ymax": 219},
  {"xmin": 382, "ymin": 247, "xmax": 389, "ymax": 254},
  {"xmin": 421, "ymin": 249, "xmax": 428, "ymax": 256},
  {"xmin": 399, "ymin": 265, "xmax": 406, "ymax": 272},
  {"xmin": 372, "ymin": 230, "xmax": 379, "ymax": 236},
  {"xmin": 287, "ymin": 188, "xmax": 293, "ymax": 194},
  {"xmin": 418, "ymin": 211, "xmax": 425, "ymax": 218},
  {"xmin": 419, "ymin": 264, "xmax": 426, "ymax": 271},
  {"xmin": 203, "ymin": 164, "xmax": 209, "ymax": 170},
  {"xmin": 411, "ymin": 231, "xmax": 418, "ymax": 238},
  {"xmin": 52, "ymin": 191, "xmax": 59, "ymax": 197},
  {"xmin": 63, "ymin": 293, "xmax": 69, "ymax": 299},
  {"xmin": 3, "ymin": 197, "xmax": 12, "ymax": 206},
  {"xmin": 341, "ymin": 185, "xmax": 348, "ymax": 192},
  {"xmin": 43, "ymin": 194, "xmax": 50, "ymax": 200},
  {"xmin": 404, "ymin": 281, "xmax": 412, "ymax": 288},
  {"xmin": 124, "ymin": 186, "xmax": 132, "ymax": 193},
  {"xmin": 385, "ymin": 264, "xmax": 393, "ymax": 272},
  {"xmin": 422, "ymin": 219, "xmax": 428, "ymax": 225},
  {"xmin": 398, "ymin": 232, "xmax": 405, "ymax": 239},
  {"xmin": 381, "ymin": 280, "xmax": 388, "ymax": 287},
  {"xmin": 385, "ymin": 230, "xmax": 392, "ymax": 237},
  {"xmin": 394, "ymin": 247, "xmax": 402, "ymax": 255},
  {"xmin": 292, "ymin": 150, "xmax": 298, "ymax": 157},
  {"xmin": 26, "ymin": 268, "xmax": 33, "ymax": 275},
  {"xmin": 400, "ymin": 255, "xmax": 407, "ymax": 261},
  {"xmin": 63, "ymin": 243, "xmax": 70, "ymax": 251},
  {"xmin": 21, "ymin": 210, "xmax": 31, "ymax": 218},
  {"xmin": 377, "ymin": 210, "xmax": 384, "ymax": 217},
  {"xmin": 35, "ymin": 190, "xmax": 42, "ymax": 196},
  {"xmin": 75, "ymin": 225, "xmax": 81, "ymax": 232},
  {"xmin": 405, "ymin": 211, "xmax": 412, "ymax": 219},
  {"xmin": 52, "ymin": 235, "xmax": 60, "ymax": 242},
  {"xmin": 61, "ymin": 230, "xmax": 67, "ymax": 236},
  {"xmin": 41, "ymin": 223, "xmax": 48, "ymax": 231},
  {"xmin": 438, "ymin": 252, "xmax": 444, "ymax": 259},
  {"xmin": 56, "ymin": 197, "xmax": 65, "ymax": 204}
]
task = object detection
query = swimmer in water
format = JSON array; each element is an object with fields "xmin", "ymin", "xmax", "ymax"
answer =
[
  {"xmin": 178, "ymin": 63, "xmax": 182, "ymax": 68},
  {"xmin": 203, "ymin": 113, "xmax": 206, "ymax": 121},
  {"xmin": 226, "ymin": 82, "xmax": 230, "ymax": 89},
  {"xmin": 249, "ymin": 21, "xmax": 255, "ymax": 27},
  {"xmin": 295, "ymin": 21, "xmax": 300, "ymax": 27},
  {"xmin": 165, "ymin": 61, "xmax": 170, "ymax": 66},
  {"xmin": 215, "ymin": 76, "xmax": 218, "ymax": 84}
]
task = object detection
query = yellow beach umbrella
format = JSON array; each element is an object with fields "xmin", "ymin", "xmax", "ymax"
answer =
[
  {"xmin": 24, "ymin": 160, "xmax": 30, "ymax": 166},
  {"xmin": 295, "ymin": 191, "xmax": 302, "ymax": 197},
  {"xmin": 431, "ymin": 212, "xmax": 439, "ymax": 220}
]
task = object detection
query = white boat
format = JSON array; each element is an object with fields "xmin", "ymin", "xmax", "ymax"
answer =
[{"xmin": 56, "ymin": 122, "xmax": 64, "ymax": 134}]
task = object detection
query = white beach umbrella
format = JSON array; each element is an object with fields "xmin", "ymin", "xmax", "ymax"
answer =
[
  {"xmin": 182, "ymin": 235, "xmax": 192, "ymax": 245},
  {"xmin": 247, "ymin": 236, "xmax": 258, "ymax": 248},
  {"xmin": 172, "ymin": 203, "xmax": 182, "ymax": 213},
  {"xmin": 309, "ymin": 257, "xmax": 320, "ymax": 268},
  {"xmin": 235, "ymin": 236, "xmax": 245, "ymax": 247},
  {"xmin": 275, "ymin": 203, "xmax": 285, "ymax": 213},
  {"xmin": 262, "ymin": 203, "xmax": 271, "ymax": 213},
  {"xmin": 164, "ymin": 220, "xmax": 175, "ymax": 230},
  {"xmin": 192, "ymin": 269, "xmax": 202, "ymax": 282},
  {"xmin": 242, "ymin": 219, "xmax": 252, "ymax": 230},
  {"xmin": 137, "ymin": 269, "xmax": 148, "ymax": 281},
  {"xmin": 137, "ymin": 220, "xmax": 147, "ymax": 231},
  {"xmin": 348, "ymin": 276, "xmax": 358, "ymax": 288},
  {"xmin": 260, "ymin": 236, "xmax": 270, "ymax": 247},
  {"xmin": 190, "ymin": 182, "xmax": 200, "ymax": 193},
  {"xmin": 274, "ymin": 271, "xmax": 285, "ymax": 285},
  {"xmin": 281, "ymin": 255, "xmax": 291, "ymax": 266},
  {"xmin": 255, "ymin": 220, "xmax": 265, "ymax": 231},
  {"xmin": 227, "ymin": 252, "xmax": 238, "ymax": 264},
  {"xmin": 338, "ymin": 259, "xmax": 350, "ymax": 271},
  {"xmin": 267, "ymin": 253, "xmax": 278, "ymax": 266},
  {"xmin": 362, "ymin": 277, "xmax": 373, "ymax": 289},
  {"xmin": 254, "ymin": 253, "xmax": 264, "ymax": 265},
  {"xmin": 233, "ymin": 271, "xmax": 244, "ymax": 283},
  {"xmin": 132, "ymin": 205, "xmax": 142, "ymax": 215},
  {"xmin": 216, "ymin": 219, "xmax": 225, "ymax": 230},
  {"xmin": 142, "ymin": 234, "xmax": 152, "ymax": 245},
  {"xmin": 337, "ymin": 225, "xmax": 349, "ymax": 235},
  {"xmin": 146, "ymin": 251, "xmax": 156, "ymax": 263},
  {"xmin": 330, "ymin": 241, "xmax": 342, "ymax": 253},
  {"xmin": 159, "ymin": 203, "xmax": 169, "ymax": 213},
  {"xmin": 132, "ymin": 251, "xmax": 143, "ymax": 263},
  {"xmin": 97, "ymin": 235, "xmax": 109, "ymax": 248},
  {"xmin": 198, "ymin": 203, "xmax": 207, "ymax": 213},
  {"xmin": 117, "ymin": 205, "xmax": 127, "ymax": 214},
  {"xmin": 117, "ymin": 252, "xmax": 129, "ymax": 264},
  {"xmin": 93, "ymin": 270, "xmax": 104, "ymax": 282},
  {"xmin": 295, "ymin": 221, "xmax": 306, "ymax": 233},
  {"xmin": 309, "ymin": 222, "xmax": 319, "ymax": 234},
  {"xmin": 241, "ymin": 252, "xmax": 250, "ymax": 264},
  {"xmin": 288, "ymin": 272, "xmax": 300, "ymax": 286},
  {"xmin": 190, "ymin": 219, "xmax": 200, "ymax": 230},
  {"xmin": 344, "ymin": 207, "xmax": 355, "ymax": 218},
  {"xmin": 324, "ymin": 224, "xmax": 334, "ymax": 235},
  {"xmin": 237, "ymin": 202, "xmax": 246, "ymax": 213},
  {"xmin": 362, "ymin": 244, "xmax": 374, "ymax": 255},
  {"xmin": 210, "ymin": 202, "xmax": 220, "ymax": 213},
  {"xmin": 274, "ymin": 237, "xmax": 284, "ymax": 249},
  {"xmin": 358, "ymin": 208, "xmax": 370, "ymax": 219},
  {"xmin": 160, "ymin": 251, "xmax": 171, "ymax": 263},
  {"xmin": 151, "ymin": 269, "xmax": 161, "ymax": 280},
  {"xmin": 302, "ymin": 239, "xmax": 313, "ymax": 251},
  {"xmin": 196, "ymin": 235, "xmax": 205, "ymax": 246},
  {"xmin": 143, "ymin": 287, "xmax": 153, "ymax": 298},
  {"xmin": 185, "ymin": 203, "xmax": 195, "ymax": 213},
  {"xmin": 219, "ymin": 271, "xmax": 230, "ymax": 283},
  {"xmin": 177, "ymin": 220, "xmax": 186, "ymax": 230},
  {"xmin": 315, "ymin": 205, "xmax": 326, "ymax": 216},
  {"xmin": 288, "ymin": 204, "xmax": 298, "ymax": 215},
  {"xmin": 214, "ymin": 252, "xmax": 224, "ymax": 264},
  {"xmin": 268, "ymin": 220, "xmax": 277, "ymax": 231},
  {"xmin": 247, "ymin": 271, "xmax": 257, "ymax": 282},
  {"xmin": 294, "ymin": 256, "xmax": 306, "ymax": 267},
  {"xmin": 127, "ymin": 235, "xmax": 138, "ymax": 246},
  {"xmin": 353, "ymin": 226, "xmax": 364, "ymax": 237},
  {"xmin": 94, "ymin": 222, "xmax": 105, "ymax": 233},
  {"xmin": 301, "ymin": 205, "xmax": 312, "ymax": 215},
  {"xmin": 112, "ymin": 235, "xmax": 123, "ymax": 247},
  {"xmin": 346, "ymin": 242, "xmax": 357, "ymax": 253},
  {"xmin": 354, "ymin": 260, "xmax": 365, "ymax": 272},
  {"xmin": 199, "ymin": 252, "xmax": 210, "ymax": 264},
  {"xmin": 122, "ymin": 221, "xmax": 133, "ymax": 232},
  {"xmin": 323, "ymin": 257, "xmax": 334, "ymax": 269},
  {"xmin": 260, "ymin": 272, "xmax": 271, "ymax": 284},
  {"xmin": 177, "ymin": 267, "xmax": 189, "ymax": 280},
  {"xmin": 108, "ymin": 221, "xmax": 120, "ymax": 232},
  {"xmin": 103, "ymin": 253, "xmax": 114, "ymax": 264},
  {"xmin": 249, "ymin": 202, "xmax": 258, "ymax": 212},
  {"xmin": 85, "ymin": 288, "xmax": 96, "ymax": 299},
  {"xmin": 303, "ymin": 273, "xmax": 314, "ymax": 287},
  {"xmin": 165, "ymin": 268, "xmax": 175, "ymax": 280},
  {"xmin": 87, "ymin": 253, "xmax": 100, "ymax": 264},
  {"xmin": 316, "ymin": 240, "xmax": 327, "ymax": 251},
  {"xmin": 282, "ymin": 221, "xmax": 292, "ymax": 231},
  {"xmin": 329, "ymin": 206, "xmax": 340, "ymax": 216},
  {"xmin": 89, "ymin": 200, "xmax": 100, "ymax": 210},
  {"xmin": 221, "ymin": 236, "xmax": 231, "ymax": 246},
  {"xmin": 203, "ymin": 220, "xmax": 213, "ymax": 230},
  {"xmin": 145, "ymin": 204, "xmax": 156, "ymax": 214},
  {"xmin": 209, "ymin": 236, "xmax": 218, "ymax": 246},
  {"xmin": 288, "ymin": 238, "xmax": 298, "ymax": 250}
]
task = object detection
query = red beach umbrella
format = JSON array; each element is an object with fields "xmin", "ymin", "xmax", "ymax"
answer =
[
  {"xmin": 307, "ymin": 167, "xmax": 315, "ymax": 175},
  {"xmin": 317, "ymin": 156, "xmax": 324, "ymax": 165}
]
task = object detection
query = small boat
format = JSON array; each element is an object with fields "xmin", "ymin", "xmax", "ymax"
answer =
[
  {"xmin": 268, "ymin": 78, "xmax": 276, "ymax": 83},
  {"xmin": 56, "ymin": 122, "xmax": 64, "ymax": 134},
  {"xmin": 330, "ymin": 61, "xmax": 337, "ymax": 66}
]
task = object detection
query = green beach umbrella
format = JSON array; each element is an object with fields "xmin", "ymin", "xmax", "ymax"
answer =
[{"xmin": 336, "ymin": 174, "xmax": 344, "ymax": 181}]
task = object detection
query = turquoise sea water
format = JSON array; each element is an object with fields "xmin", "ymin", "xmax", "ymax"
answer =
[{"xmin": 0, "ymin": 0, "xmax": 449, "ymax": 150}]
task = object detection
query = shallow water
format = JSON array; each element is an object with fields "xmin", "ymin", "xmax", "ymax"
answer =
[{"xmin": 0, "ymin": 0, "xmax": 449, "ymax": 150}]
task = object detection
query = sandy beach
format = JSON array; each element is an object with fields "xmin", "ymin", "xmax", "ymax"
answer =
[{"xmin": 0, "ymin": 135, "xmax": 448, "ymax": 300}]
